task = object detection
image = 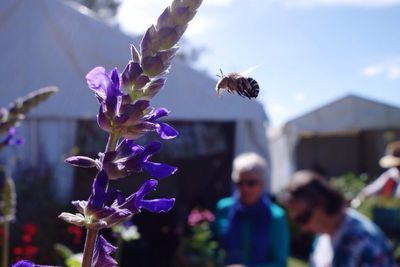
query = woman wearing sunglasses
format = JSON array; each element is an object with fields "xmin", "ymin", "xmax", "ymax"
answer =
[
  {"xmin": 283, "ymin": 170, "xmax": 395, "ymax": 267},
  {"xmin": 214, "ymin": 152, "xmax": 289, "ymax": 267}
]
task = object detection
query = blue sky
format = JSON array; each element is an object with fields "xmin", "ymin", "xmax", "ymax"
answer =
[{"xmin": 117, "ymin": 0, "xmax": 400, "ymax": 127}]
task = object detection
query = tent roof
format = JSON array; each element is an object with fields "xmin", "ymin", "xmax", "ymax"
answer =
[
  {"xmin": 0, "ymin": 0, "xmax": 267, "ymax": 122},
  {"xmin": 284, "ymin": 94, "xmax": 400, "ymax": 134}
]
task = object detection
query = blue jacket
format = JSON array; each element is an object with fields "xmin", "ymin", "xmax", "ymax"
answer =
[{"xmin": 214, "ymin": 196, "xmax": 289, "ymax": 267}]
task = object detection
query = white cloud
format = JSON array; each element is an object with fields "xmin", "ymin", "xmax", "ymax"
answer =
[
  {"xmin": 117, "ymin": 0, "xmax": 232, "ymax": 36},
  {"xmin": 293, "ymin": 92, "xmax": 306, "ymax": 102},
  {"xmin": 361, "ymin": 64, "xmax": 384, "ymax": 77},
  {"xmin": 269, "ymin": 102, "xmax": 287, "ymax": 114},
  {"xmin": 387, "ymin": 65, "xmax": 400, "ymax": 79},
  {"xmin": 205, "ymin": 0, "xmax": 235, "ymax": 6},
  {"xmin": 361, "ymin": 60, "xmax": 400, "ymax": 80},
  {"xmin": 281, "ymin": 0, "xmax": 400, "ymax": 8}
]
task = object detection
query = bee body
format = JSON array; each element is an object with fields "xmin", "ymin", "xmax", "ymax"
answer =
[{"xmin": 216, "ymin": 71, "xmax": 259, "ymax": 99}]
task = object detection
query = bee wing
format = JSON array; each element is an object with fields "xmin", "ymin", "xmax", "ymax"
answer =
[{"xmin": 239, "ymin": 65, "xmax": 260, "ymax": 76}]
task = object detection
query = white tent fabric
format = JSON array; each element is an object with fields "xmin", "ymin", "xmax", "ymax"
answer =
[
  {"xmin": 0, "ymin": 0, "xmax": 270, "ymax": 201},
  {"xmin": 269, "ymin": 94, "xmax": 400, "ymax": 193}
]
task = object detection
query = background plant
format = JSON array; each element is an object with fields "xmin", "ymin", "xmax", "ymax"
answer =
[
  {"xmin": 0, "ymin": 87, "xmax": 57, "ymax": 267},
  {"xmin": 179, "ymin": 208, "xmax": 224, "ymax": 267}
]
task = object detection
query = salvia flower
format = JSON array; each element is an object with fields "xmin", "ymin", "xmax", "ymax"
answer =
[
  {"xmin": 59, "ymin": 170, "xmax": 175, "ymax": 230},
  {"xmin": 60, "ymin": 1, "xmax": 203, "ymax": 266},
  {"xmin": 66, "ymin": 139, "xmax": 177, "ymax": 180},
  {"xmin": 93, "ymin": 235, "xmax": 117, "ymax": 267}
]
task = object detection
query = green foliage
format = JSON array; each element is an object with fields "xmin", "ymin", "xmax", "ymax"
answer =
[
  {"xmin": 54, "ymin": 243, "xmax": 82, "ymax": 267},
  {"xmin": 330, "ymin": 172, "xmax": 400, "ymax": 262},
  {"xmin": 358, "ymin": 196, "xmax": 400, "ymax": 219},
  {"xmin": 181, "ymin": 221, "xmax": 224, "ymax": 267},
  {"xmin": 288, "ymin": 257, "xmax": 308, "ymax": 267},
  {"xmin": 330, "ymin": 172, "xmax": 369, "ymax": 201}
]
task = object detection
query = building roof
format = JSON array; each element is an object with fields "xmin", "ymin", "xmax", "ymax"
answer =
[{"xmin": 284, "ymin": 94, "xmax": 400, "ymax": 134}]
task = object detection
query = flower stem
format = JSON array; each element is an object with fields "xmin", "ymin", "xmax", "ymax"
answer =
[
  {"xmin": 81, "ymin": 133, "xmax": 120, "ymax": 267},
  {"xmin": 81, "ymin": 228, "xmax": 98, "ymax": 267},
  {"xmin": 2, "ymin": 222, "xmax": 9, "ymax": 267},
  {"xmin": 105, "ymin": 133, "xmax": 120, "ymax": 153}
]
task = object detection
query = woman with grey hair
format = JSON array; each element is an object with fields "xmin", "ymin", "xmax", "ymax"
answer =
[{"xmin": 214, "ymin": 152, "xmax": 289, "ymax": 267}]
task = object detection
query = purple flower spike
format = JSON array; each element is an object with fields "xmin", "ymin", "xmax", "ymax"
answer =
[{"xmin": 93, "ymin": 235, "xmax": 118, "ymax": 267}]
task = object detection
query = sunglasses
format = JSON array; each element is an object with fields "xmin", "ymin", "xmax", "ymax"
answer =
[
  {"xmin": 236, "ymin": 179, "xmax": 259, "ymax": 187},
  {"xmin": 293, "ymin": 208, "xmax": 313, "ymax": 225}
]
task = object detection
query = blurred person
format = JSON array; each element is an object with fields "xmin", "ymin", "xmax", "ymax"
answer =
[
  {"xmin": 214, "ymin": 152, "xmax": 289, "ymax": 267},
  {"xmin": 283, "ymin": 170, "xmax": 395, "ymax": 267},
  {"xmin": 352, "ymin": 141, "xmax": 400, "ymax": 208}
]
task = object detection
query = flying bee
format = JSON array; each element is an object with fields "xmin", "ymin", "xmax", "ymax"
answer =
[{"xmin": 215, "ymin": 66, "xmax": 260, "ymax": 99}]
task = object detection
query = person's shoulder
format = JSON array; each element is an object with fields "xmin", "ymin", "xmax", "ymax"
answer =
[
  {"xmin": 216, "ymin": 196, "xmax": 235, "ymax": 211},
  {"xmin": 269, "ymin": 202, "xmax": 286, "ymax": 220},
  {"xmin": 343, "ymin": 209, "xmax": 385, "ymax": 241}
]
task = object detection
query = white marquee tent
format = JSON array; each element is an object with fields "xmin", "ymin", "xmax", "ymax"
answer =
[
  {"xmin": 0, "ymin": 0, "xmax": 270, "ymax": 201},
  {"xmin": 269, "ymin": 94, "xmax": 400, "ymax": 193}
]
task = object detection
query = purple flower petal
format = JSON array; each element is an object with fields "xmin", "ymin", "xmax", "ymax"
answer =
[
  {"xmin": 136, "ymin": 179, "xmax": 158, "ymax": 197},
  {"xmin": 0, "ymin": 127, "xmax": 24, "ymax": 148},
  {"xmin": 110, "ymin": 68, "xmax": 120, "ymax": 90},
  {"xmin": 141, "ymin": 161, "xmax": 177, "ymax": 179},
  {"xmin": 13, "ymin": 261, "xmax": 35, "ymax": 267},
  {"xmin": 93, "ymin": 235, "xmax": 118, "ymax": 267},
  {"xmin": 87, "ymin": 170, "xmax": 108, "ymax": 212},
  {"xmin": 149, "ymin": 107, "xmax": 170, "ymax": 120},
  {"xmin": 105, "ymin": 189, "xmax": 125, "ymax": 206},
  {"xmin": 12, "ymin": 260, "xmax": 35, "ymax": 267},
  {"xmin": 139, "ymin": 198, "xmax": 176, "ymax": 213},
  {"xmin": 156, "ymin": 122, "xmax": 178, "ymax": 139},
  {"xmin": 86, "ymin": 67, "xmax": 109, "ymax": 100},
  {"xmin": 142, "ymin": 141, "xmax": 162, "ymax": 158},
  {"xmin": 105, "ymin": 210, "xmax": 132, "ymax": 227}
]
